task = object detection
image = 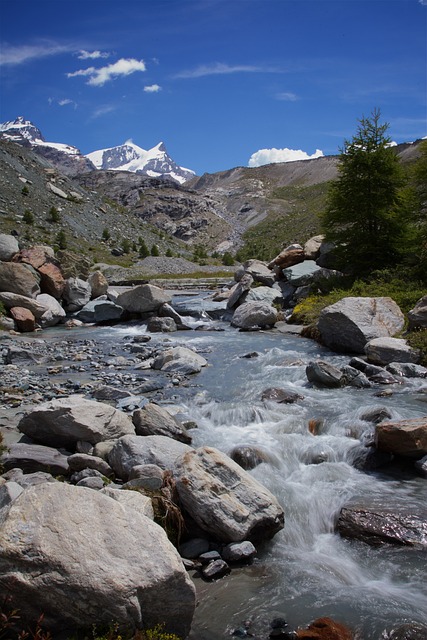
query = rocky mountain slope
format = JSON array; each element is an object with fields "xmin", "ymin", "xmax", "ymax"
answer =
[{"xmin": 0, "ymin": 122, "xmax": 423, "ymax": 263}]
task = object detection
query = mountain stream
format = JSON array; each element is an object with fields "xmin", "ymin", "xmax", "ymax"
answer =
[{"xmin": 112, "ymin": 321, "xmax": 427, "ymax": 639}]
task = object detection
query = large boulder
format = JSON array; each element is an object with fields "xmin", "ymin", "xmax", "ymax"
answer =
[
  {"xmin": 241, "ymin": 260, "xmax": 275, "ymax": 286},
  {"xmin": 306, "ymin": 360, "xmax": 344, "ymax": 388},
  {"xmin": 88, "ymin": 270, "xmax": 109, "ymax": 298},
  {"xmin": 303, "ymin": 235, "xmax": 324, "ymax": 260},
  {"xmin": 63, "ymin": 277, "xmax": 92, "ymax": 311},
  {"xmin": 1, "ymin": 442, "xmax": 71, "ymax": 476},
  {"xmin": 407, "ymin": 295, "xmax": 427, "ymax": 330},
  {"xmin": 246, "ymin": 286, "xmax": 282, "ymax": 306},
  {"xmin": 38, "ymin": 262, "xmax": 65, "ymax": 299},
  {"xmin": 18, "ymin": 397, "xmax": 135, "ymax": 449},
  {"xmin": 231, "ymin": 301, "xmax": 277, "ymax": 329},
  {"xmin": 116, "ymin": 284, "xmax": 171, "ymax": 313},
  {"xmin": 0, "ymin": 234, "xmax": 19, "ymax": 261},
  {"xmin": 337, "ymin": 499, "xmax": 427, "ymax": 549},
  {"xmin": 317, "ymin": 297, "xmax": 405, "ymax": 354},
  {"xmin": 174, "ymin": 446, "xmax": 284, "ymax": 543},
  {"xmin": 375, "ymin": 417, "xmax": 427, "ymax": 458},
  {"xmin": 0, "ymin": 262, "xmax": 40, "ymax": 298},
  {"xmin": 0, "ymin": 483, "xmax": 195, "ymax": 637},
  {"xmin": 365, "ymin": 337, "xmax": 420, "ymax": 365},
  {"xmin": 74, "ymin": 299, "xmax": 124, "ymax": 324},
  {"xmin": 36, "ymin": 293, "xmax": 66, "ymax": 327},
  {"xmin": 226, "ymin": 273, "xmax": 254, "ymax": 309},
  {"xmin": 0, "ymin": 291, "xmax": 46, "ymax": 317},
  {"xmin": 267, "ymin": 244, "xmax": 305, "ymax": 270},
  {"xmin": 108, "ymin": 434, "xmax": 193, "ymax": 481}
]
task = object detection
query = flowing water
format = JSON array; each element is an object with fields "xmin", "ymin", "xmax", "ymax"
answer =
[
  {"xmin": 111, "ymin": 321, "xmax": 427, "ymax": 639},
  {"xmin": 14, "ymin": 313, "xmax": 427, "ymax": 639}
]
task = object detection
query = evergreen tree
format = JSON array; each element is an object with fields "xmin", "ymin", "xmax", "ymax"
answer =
[
  {"xmin": 138, "ymin": 240, "xmax": 149, "ymax": 258},
  {"xmin": 321, "ymin": 109, "xmax": 407, "ymax": 276},
  {"xmin": 150, "ymin": 244, "xmax": 160, "ymax": 257},
  {"xmin": 23, "ymin": 209, "xmax": 34, "ymax": 224}
]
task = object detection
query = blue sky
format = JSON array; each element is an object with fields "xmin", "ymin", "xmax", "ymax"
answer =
[{"xmin": 0, "ymin": 0, "xmax": 426, "ymax": 175}]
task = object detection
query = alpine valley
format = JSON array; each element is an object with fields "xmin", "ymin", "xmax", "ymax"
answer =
[{"xmin": 0, "ymin": 116, "xmax": 423, "ymax": 267}]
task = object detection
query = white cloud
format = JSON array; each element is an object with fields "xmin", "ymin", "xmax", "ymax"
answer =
[
  {"xmin": 67, "ymin": 58, "xmax": 146, "ymax": 86},
  {"xmin": 58, "ymin": 98, "xmax": 74, "ymax": 106},
  {"xmin": 248, "ymin": 147, "xmax": 324, "ymax": 167},
  {"xmin": 276, "ymin": 92, "xmax": 299, "ymax": 102},
  {"xmin": 0, "ymin": 41, "xmax": 73, "ymax": 65},
  {"xmin": 175, "ymin": 62, "xmax": 279, "ymax": 79},
  {"xmin": 77, "ymin": 50, "xmax": 110, "ymax": 60},
  {"xmin": 144, "ymin": 84, "xmax": 161, "ymax": 93},
  {"xmin": 91, "ymin": 104, "xmax": 117, "ymax": 119},
  {"xmin": 419, "ymin": 0, "xmax": 427, "ymax": 5}
]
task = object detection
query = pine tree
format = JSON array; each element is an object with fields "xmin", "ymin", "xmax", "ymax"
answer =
[{"xmin": 321, "ymin": 109, "xmax": 407, "ymax": 276}]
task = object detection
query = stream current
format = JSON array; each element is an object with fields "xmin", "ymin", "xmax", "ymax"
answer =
[
  {"xmin": 6, "ymin": 305, "xmax": 426, "ymax": 639},
  {"xmin": 109, "ymin": 315, "xmax": 427, "ymax": 640}
]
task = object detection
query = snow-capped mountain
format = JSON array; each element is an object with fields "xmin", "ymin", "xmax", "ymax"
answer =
[
  {"xmin": 0, "ymin": 117, "xmax": 195, "ymax": 183},
  {"xmin": 86, "ymin": 140, "xmax": 195, "ymax": 184},
  {"xmin": 0, "ymin": 116, "xmax": 96, "ymax": 177}
]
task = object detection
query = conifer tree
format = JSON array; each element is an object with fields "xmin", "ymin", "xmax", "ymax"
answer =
[{"xmin": 321, "ymin": 109, "xmax": 407, "ymax": 275}]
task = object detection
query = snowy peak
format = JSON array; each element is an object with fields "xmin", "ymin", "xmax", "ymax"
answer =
[
  {"xmin": 0, "ymin": 116, "xmax": 45, "ymax": 145},
  {"xmin": 86, "ymin": 140, "xmax": 195, "ymax": 184},
  {"xmin": 0, "ymin": 116, "xmax": 96, "ymax": 177}
]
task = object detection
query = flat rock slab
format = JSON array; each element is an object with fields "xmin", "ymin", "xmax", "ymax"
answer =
[
  {"xmin": 337, "ymin": 500, "xmax": 427, "ymax": 549},
  {"xmin": 18, "ymin": 396, "xmax": 135, "ymax": 449},
  {"xmin": 1, "ymin": 442, "xmax": 71, "ymax": 476}
]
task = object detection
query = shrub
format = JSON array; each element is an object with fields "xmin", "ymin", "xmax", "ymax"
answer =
[
  {"xmin": 47, "ymin": 206, "xmax": 60, "ymax": 223},
  {"xmin": 23, "ymin": 209, "xmax": 34, "ymax": 224},
  {"xmin": 221, "ymin": 252, "xmax": 235, "ymax": 266},
  {"xmin": 21, "ymin": 185, "xmax": 29, "ymax": 196},
  {"xmin": 150, "ymin": 244, "xmax": 159, "ymax": 257},
  {"xmin": 55, "ymin": 230, "xmax": 67, "ymax": 250},
  {"xmin": 102, "ymin": 228, "xmax": 111, "ymax": 242},
  {"xmin": 406, "ymin": 329, "xmax": 427, "ymax": 367}
]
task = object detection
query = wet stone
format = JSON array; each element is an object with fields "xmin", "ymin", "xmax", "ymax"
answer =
[{"xmin": 201, "ymin": 558, "xmax": 230, "ymax": 580}]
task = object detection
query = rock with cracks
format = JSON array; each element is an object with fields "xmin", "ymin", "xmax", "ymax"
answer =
[
  {"xmin": 175, "ymin": 446, "xmax": 284, "ymax": 543},
  {"xmin": 18, "ymin": 396, "xmax": 135, "ymax": 449},
  {"xmin": 0, "ymin": 483, "xmax": 196, "ymax": 638}
]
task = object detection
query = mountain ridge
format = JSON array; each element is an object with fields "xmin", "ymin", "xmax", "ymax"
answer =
[{"xmin": 0, "ymin": 117, "xmax": 195, "ymax": 184}]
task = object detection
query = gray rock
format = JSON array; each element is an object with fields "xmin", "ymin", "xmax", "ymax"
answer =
[
  {"xmin": 175, "ymin": 446, "xmax": 284, "ymax": 543},
  {"xmin": 36, "ymin": 293, "xmax": 66, "ymax": 326},
  {"xmin": 152, "ymin": 346, "xmax": 208, "ymax": 374},
  {"xmin": 246, "ymin": 286, "xmax": 282, "ymax": 307},
  {"xmin": 317, "ymin": 297, "xmax": 405, "ymax": 354},
  {"xmin": 0, "ymin": 481, "xmax": 24, "ymax": 508},
  {"xmin": 126, "ymin": 464, "xmax": 164, "ymax": 491},
  {"xmin": 147, "ymin": 316, "xmax": 177, "ymax": 332},
  {"xmin": 108, "ymin": 434, "xmax": 193, "ymax": 481},
  {"xmin": 303, "ymin": 235, "xmax": 324, "ymax": 260},
  {"xmin": 70, "ymin": 468, "xmax": 104, "ymax": 484},
  {"xmin": 76, "ymin": 476, "xmax": 105, "ymax": 489},
  {"xmin": 340, "ymin": 365, "xmax": 371, "ymax": 388},
  {"xmin": 306, "ymin": 361, "xmax": 344, "ymax": 388},
  {"xmin": 226, "ymin": 273, "xmax": 254, "ymax": 309},
  {"xmin": 201, "ymin": 558, "xmax": 230, "ymax": 580},
  {"xmin": 101, "ymin": 485, "xmax": 154, "ymax": 520},
  {"xmin": 386, "ymin": 362, "xmax": 427, "ymax": 378},
  {"xmin": 221, "ymin": 541, "xmax": 256, "ymax": 563},
  {"xmin": 179, "ymin": 537, "xmax": 210, "ymax": 559},
  {"xmin": 0, "ymin": 233, "xmax": 19, "ymax": 261},
  {"xmin": 0, "ymin": 291, "xmax": 47, "ymax": 317},
  {"xmin": 63, "ymin": 277, "xmax": 92, "ymax": 311},
  {"xmin": 407, "ymin": 295, "xmax": 427, "ymax": 330},
  {"xmin": 229, "ymin": 445, "xmax": 275, "ymax": 470},
  {"xmin": 92, "ymin": 386, "xmax": 132, "ymax": 401},
  {"xmin": 0, "ymin": 483, "xmax": 196, "ymax": 637},
  {"xmin": 261, "ymin": 387, "xmax": 304, "ymax": 404},
  {"xmin": 67, "ymin": 453, "xmax": 114, "ymax": 478},
  {"xmin": 116, "ymin": 284, "xmax": 171, "ymax": 313},
  {"xmin": 5, "ymin": 346, "xmax": 40, "ymax": 364},
  {"xmin": 414, "ymin": 455, "xmax": 427, "ymax": 478},
  {"xmin": 1, "ymin": 443, "xmax": 71, "ymax": 475},
  {"xmin": 365, "ymin": 337, "xmax": 420, "ymax": 366},
  {"xmin": 242, "ymin": 259, "xmax": 276, "ymax": 286},
  {"xmin": 74, "ymin": 299, "xmax": 123, "ymax": 323},
  {"xmin": 231, "ymin": 301, "xmax": 277, "ymax": 329},
  {"xmin": 132, "ymin": 403, "xmax": 192, "ymax": 444},
  {"xmin": 18, "ymin": 396, "xmax": 135, "ymax": 449},
  {"xmin": 1, "ymin": 468, "xmax": 57, "ymax": 488}
]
